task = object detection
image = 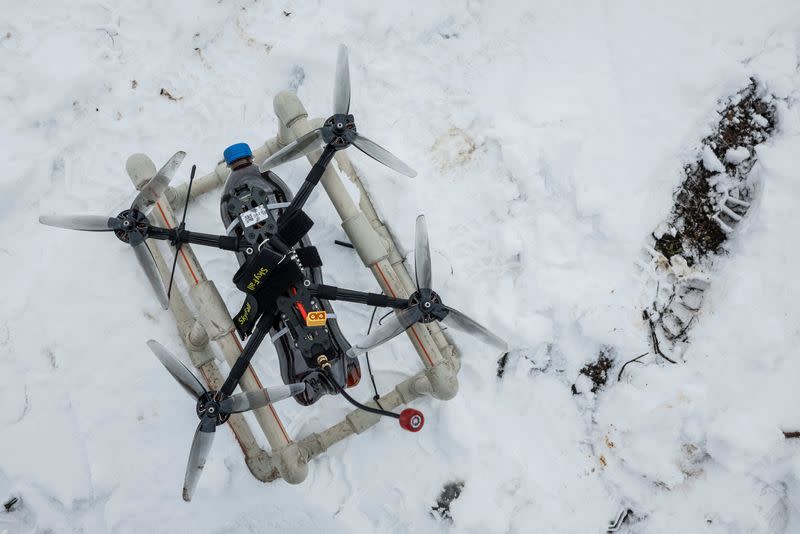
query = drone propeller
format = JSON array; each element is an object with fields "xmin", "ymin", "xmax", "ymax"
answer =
[
  {"xmin": 260, "ymin": 45, "xmax": 417, "ymax": 178},
  {"xmin": 333, "ymin": 43, "xmax": 351, "ymax": 115},
  {"xmin": 146, "ymin": 340, "xmax": 304, "ymax": 501},
  {"xmin": 347, "ymin": 215, "xmax": 507, "ymax": 358},
  {"xmin": 131, "ymin": 151, "xmax": 186, "ymax": 213},
  {"xmin": 38, "ymin": 151, "xmax": 187, "ymax": 310},
  {"xmin": 37, "ymin": 215, "xmax": 123, "ymax": 232},
  {"xmin": 257, "ymin": 128, "xmax": 325, "ymax": 170}
]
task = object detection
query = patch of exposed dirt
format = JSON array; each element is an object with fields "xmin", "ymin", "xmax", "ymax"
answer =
[
  {"xmin": 235, "ymin": 12, "xmax": 273, "ymax": 55},
  {"xmin": 160, "ymin": 88, "xmax": 183, "ymax": 101},
  {"xmin": 432, "ymin": 481, "xmax": 465, "ymax": 521},
  {"xmin": 430, "ymin": 126, "xmax": 479, "ymax": 171},
  {"xmin": 656, "ymin": 79, "xmax": 775, "ymax": 263},
  {"xmin": 653, "ymin": 230, "xmax": 685, "ymax": 261},
  {"xmin": 496, "ymin": 345, "xmax": 556, "ymax": 379},
  {"xmin": 638, "ymin": 79, "xmax": 776, "ymax": 363},
  {"xmin": 496, "ymin": 352, "xmax": 509, "ymax": 378},
  {"xmin": 577, "ymin": 347, "xmax": 615, "ymax": 394}
]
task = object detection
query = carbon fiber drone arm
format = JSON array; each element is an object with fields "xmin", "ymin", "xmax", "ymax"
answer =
[
  {"xmin": 146, "ymin": 225, "xmax": 245, "ymax": 252},
  {"xmin": 309, "ymin": 283, "xmax": 409, "ymax": 309},
  {"xmin": 281, "ymin": 144, "xmax": 338, "ymax": 219},
  {"xmin": 220, "ymin": 317, "xmax": 273, "ymax": 396}
]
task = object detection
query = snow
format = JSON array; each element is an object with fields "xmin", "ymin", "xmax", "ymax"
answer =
[
  {"xmin": 702, "ymin": 145, "xmax": 726, "ymax": 173},
  {"xmin": 725, "ymin": 146, "xmax": 751, "ymax": 165},
  {"xmin": 2, "ymin": 1, "xmax": 800, "ymax": 532}
]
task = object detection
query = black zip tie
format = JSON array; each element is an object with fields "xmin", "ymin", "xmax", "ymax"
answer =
[{"xmin": 334, "ymin": 239, "xmax": 354, "ymax": 249}]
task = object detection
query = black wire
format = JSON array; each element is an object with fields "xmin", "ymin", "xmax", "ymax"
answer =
[
  {"xmin": 377, "ymin": 310, "xmax": 394, "ymax": 325},
  {"xmin": 330, "ymin": 236, "xmax": 390, "ymax": 409},
  {"xmin": 363, "ymin": 305, "xmax": 383, "ymax": 409},
  {"xmin": 324, "ymin": 368, "xmax": 398, "ymax": 419}
]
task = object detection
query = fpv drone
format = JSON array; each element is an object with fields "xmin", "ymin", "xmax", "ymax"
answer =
[{"xmin": 40, "ymin": 45, "xmax": 506, "ymax": 501}]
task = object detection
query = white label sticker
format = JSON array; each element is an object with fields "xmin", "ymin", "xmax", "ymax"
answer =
[{"xmin": 240, "ymin": 205, "xmax": 269, "ymax": 227}]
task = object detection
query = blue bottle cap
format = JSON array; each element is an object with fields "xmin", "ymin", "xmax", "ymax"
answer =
[{"xmin": 223, "ymin": 143, "xmax": 253, "ymax": 165}]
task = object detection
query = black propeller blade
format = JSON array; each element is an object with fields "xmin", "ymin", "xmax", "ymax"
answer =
[
  {"xmin": 38, "ymin": 151, "xmax": 187, "ymax": 310},
  {"xmin": 347, "ymin": 215, "xmax": 507, "ymax": 358},
  {"xmin": 146, "ymin": 340, "xmax": 305, "ymax": 501},
  {"xmin": 260, "ymin": 44, "xmax": 416, "ymax": 178}
]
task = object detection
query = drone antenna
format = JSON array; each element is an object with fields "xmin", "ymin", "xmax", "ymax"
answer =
[{"xmin": 167, "ymin": 164, "xmax": 197, "ymax": 301}]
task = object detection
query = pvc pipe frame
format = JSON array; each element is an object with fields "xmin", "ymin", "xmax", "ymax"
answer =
[{"xmin": 125, "ymin": 92, "xmax": 460, "ymax": 485}]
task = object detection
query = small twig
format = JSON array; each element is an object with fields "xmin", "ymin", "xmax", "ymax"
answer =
[
  {"xmin": 617, "ymin": 352, "xmax": 648, "ymax": 381},
  {"xmin": 676, "ymin": 314, "xmax": 696, "ymax": 338},
  {"xmin": 650, "ymin": 324, "xmax": 677, "ymax": 364},
  {"xmin": 159, "ymin": 88, "xmax": 183, "ymax": 101},
  {"xmin": 662, "ymin": 314, "xmax": 696, "ymax": 342},
  {"xmin": 377, "ymin": 310, "xmax": 393, "ymax": 326},
  {"xmin": 663, "ymin": 291, "xmax": 676, "ymax": 312},
  {"xmin": 783, "ymin": 431, "xmax": 800, "ymax": 439},
  {"xmin": 645, "ymin": 310, "xmax": 677, "ymax": 364},
  {"xmin": 4, "ymin": 497, "xmax": 18, "ymax": 512},
  {"xmin": 607, "ymin": 508, "xmax": 633, "ymax": 532},
  {"xmin": 678, "ymin": 291, "xmax": 702, "ymax": 312}
]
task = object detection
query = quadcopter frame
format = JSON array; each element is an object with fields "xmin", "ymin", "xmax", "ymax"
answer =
[{"xmin": 126, "ymin": 91, "xmax": 461, "ymax": 485}]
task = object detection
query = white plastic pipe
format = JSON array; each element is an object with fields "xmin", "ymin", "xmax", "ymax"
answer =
[
  {"xmin": 125, "ymin": 153, "xmax": 308, "ymax": 484},
  {"xmin": 125, "ymin": 154, "xmax": 278, "ymax": 482}
]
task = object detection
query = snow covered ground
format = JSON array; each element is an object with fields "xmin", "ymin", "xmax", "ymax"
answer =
[{"xmin": 2, "ymin": 1, "xmax": 800, "ymax": 532}]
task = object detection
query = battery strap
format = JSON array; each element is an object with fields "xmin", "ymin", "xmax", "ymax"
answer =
[
  {"xmin": 233, "ymin": 294, "xmax": 260, "ymax": 339},
  {"xmin": 231, "ymin": 247, "xmax": 305, "ymax": 338}
]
